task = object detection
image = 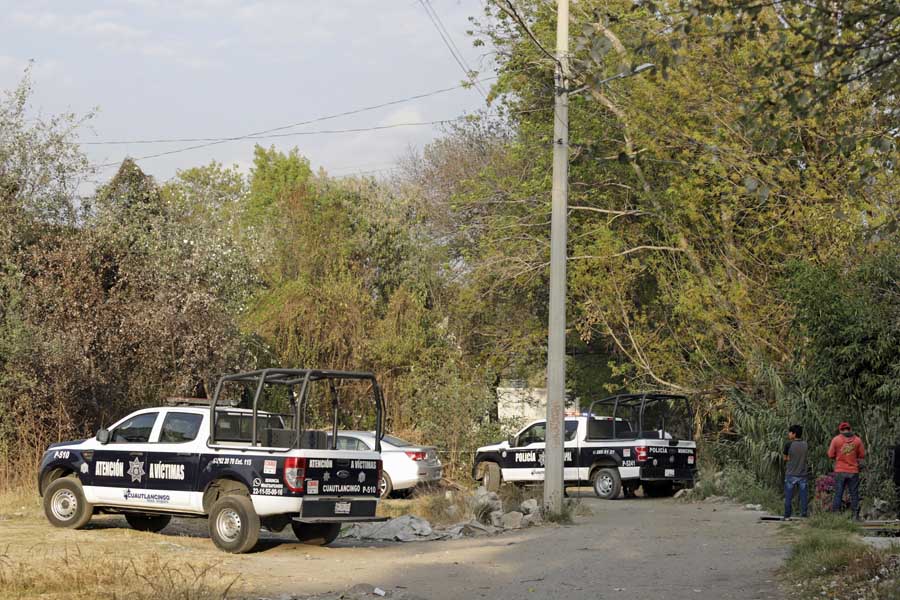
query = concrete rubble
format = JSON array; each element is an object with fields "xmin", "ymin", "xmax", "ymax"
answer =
[{"xmin": 341, "ymin": 487, "xmax": 545, "ymax": 543}]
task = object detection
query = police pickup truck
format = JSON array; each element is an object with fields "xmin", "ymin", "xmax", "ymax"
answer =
[
  {"xmin": 473, "ymin": 393, "xmax": 696, "ymax": 499},
  {"xmin": 37, "ymin": 369, "xmax": 387, "ymax": 553}
]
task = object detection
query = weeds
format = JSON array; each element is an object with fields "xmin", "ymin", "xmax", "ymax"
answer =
[
  {"xmin": 378, "ymin": 487, "xmax": 475, "ymax": 525},
  {"xmin": 0, "ymin": 547, "xmax": 238, "ymax": 600}
]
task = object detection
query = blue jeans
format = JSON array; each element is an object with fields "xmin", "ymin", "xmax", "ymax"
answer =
[
  {"xmin": 832, "ymin": 472, "xmax": 860, "ymax": 515},
  {"xmin": 784, "ymin": 475, "xmax": 808, "ymax": 518}
]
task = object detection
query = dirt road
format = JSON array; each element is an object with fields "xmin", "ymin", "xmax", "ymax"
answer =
[{"xmin": 1, "ymin": 491, "xmax": 785, "ymax": 599}]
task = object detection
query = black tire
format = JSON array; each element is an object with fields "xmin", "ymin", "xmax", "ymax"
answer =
[
  {"xmin": 291, "ymin": 522, "xmax": 342, "ymax": 546},
  {"xmin": 643, "ymin": 481, "xmax": 675, "ymax": 498},
  {"xmin": 483, "ymin": 462, "xmax": 502, "ymax": 493},
  {"xmin": 592, "ymin": 467, "xmax": 621, "ymax": 500},
  {"xmin": 43, "ymin": 476, "xmax": 93, "ymax": 529},
  {"xmin": 379, "ymin": 472, "xmax": 393, "ymax": 498},
  {"xmin": 208, "ymin": 494, "xmax": 259, "ymax": 554},
  {"xmin": 125, "ymin": 513, "xmax": 171, "ymax": 532}
]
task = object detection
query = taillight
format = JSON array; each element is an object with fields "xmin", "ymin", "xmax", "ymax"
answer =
[
  {"xmin": 405, "ymin": 451, "xmax": 426, "ymax": 461},
  {"xmin": 376, "ymin": 460, "xmax": 383, "ymax": 484},
  {"xmin": 635, "ymin": 446, "xmax": 648, "ymax": 462},
  {"xmin": 284, "ymin": 457, "xmax": 306, "ymax": 492}
]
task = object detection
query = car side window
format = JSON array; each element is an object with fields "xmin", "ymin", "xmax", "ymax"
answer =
[
  {"xmin": 564, "ymin": 420, "xmax": 579, "ymax": 441},
  {"xmin": 111, "ymin": 412, "xmax": 158, "ymax": 443},
  {"xmin": 159, "ymin": 412, "xmax": 203, "ymax": 443},
  {"xmin": 337, "ymin": 436, "xmax": 366, "ymax": 451},
  {"xmin": 518, "ymin": 423, "xmax": 546, "ymax": 446}
]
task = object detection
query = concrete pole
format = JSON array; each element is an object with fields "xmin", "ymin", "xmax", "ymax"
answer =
[{"xmin": 543, "ymin": 0, "xmax": 569, "ymax": 515}]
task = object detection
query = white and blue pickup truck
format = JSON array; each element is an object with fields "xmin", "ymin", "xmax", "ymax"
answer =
[
  {"xmin": 473, "ymin": 393, "xmax": 697, "ymax": 499},
  {"xmin": 37, "ymin": 369, "xmax": 388, "ymax": 553}
]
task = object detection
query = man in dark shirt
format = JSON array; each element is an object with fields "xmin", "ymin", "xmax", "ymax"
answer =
[{"xmin": 784, "ymin": 424, "xmax": 809, "ymax": 519}]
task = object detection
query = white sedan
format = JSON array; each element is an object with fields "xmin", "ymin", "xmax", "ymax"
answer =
[{"xmin": 333, "ymin": 432, "xmax": 442, "ymax": 497}]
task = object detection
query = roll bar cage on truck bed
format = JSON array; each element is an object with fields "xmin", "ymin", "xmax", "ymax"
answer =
[
  {"xmin": 586, "ymin": 393, "xmax": 694, "ymax": 442},
  {"xmin": 208, "ymin": 368, "xmax": 385, "ymax": 451}
]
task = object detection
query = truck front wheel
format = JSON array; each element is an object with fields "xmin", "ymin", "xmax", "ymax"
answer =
[
  {"xmin": 291, "ymin": 522, "xmax": 341, "ymax": 546},
  {"xmin": 208, "ymin": 494, "xmax": 259, "ymax": 553},
  {"xmin": 592, "ymin": 468, "xmax": 621, "ymax": 500},
  {"xmin": 43, "ymin": 476, "xmax": 93, "ymax": 529},
  {"xmin": 483, "ymin": 462, "xmax": 502, "ymax": 492}
]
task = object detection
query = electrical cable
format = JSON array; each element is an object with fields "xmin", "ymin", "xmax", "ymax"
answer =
[
  {"xmin": 417, "ymin": 0, "xmax": 488, "ymax": 98},
  {"xmin": 83, "ymin": 78, "xmax": 494, "ymax": 147},
  {"xmin": 90, "ymin": 118, "xmax": 467, "ymax": 169}
]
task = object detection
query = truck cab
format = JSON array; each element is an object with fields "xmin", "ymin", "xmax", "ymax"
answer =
[{"xmin": 473, "ymin": 393, "xmax": 697, "ymax": 499}]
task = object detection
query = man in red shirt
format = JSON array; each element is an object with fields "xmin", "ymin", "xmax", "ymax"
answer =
[{"xmin": 828, "ymin": 422, "xmax": 866, "ymax": 520}]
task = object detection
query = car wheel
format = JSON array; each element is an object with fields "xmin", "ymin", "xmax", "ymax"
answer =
[
  {"xmin": 291, "ymin": 522, "xmax": 342, "ymax": 546},
  {"xmin": 208, "ymin": 494, "xmax": 259, "ymax": 553},
  {"xmin": 43, "ymin": 476, "xmax": 93, "ymax": 529},
  {"xmin": 379, "ymin": 472, "xmax": 393, "ymax": 498},
  {"xmin": 643, "ymin": 481, "xmax": 675, "ymax": 498},
  {"xmin": 592, "ymin": 467, "xmax": 621, "ymax": 500},
  {"xmin": 483, "ymin": 462, "xmax": 502, "ymax": 492},
  {"xmin": 125, "ymin": 513, "xmax": 171, "ymax": 532}
]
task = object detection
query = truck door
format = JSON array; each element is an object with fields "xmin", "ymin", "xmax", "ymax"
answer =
[
  {"xmin": 146, "ymin": 410, "xmax": 205, "ymax": 512},
  {"xmin": 87, "ymin": 411, "xmax": 159, "ymax": 506},
  {"xmin": 502, "ymin": 420, "xmax": 580, "ymax": 482},
  {"xmin": 502, "ymin": 422, "xmax": 546, "ymax": 482},
  {"xmin": 563, "ymin": 419, "xmax": 579, "ymax": 482}
]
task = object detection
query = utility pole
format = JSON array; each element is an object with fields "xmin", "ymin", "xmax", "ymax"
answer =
[{"xmin": 544, "ymin": 0, "xmax": 569, "ymax": 516}]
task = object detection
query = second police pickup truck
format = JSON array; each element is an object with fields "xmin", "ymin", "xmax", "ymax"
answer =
[
  {"xmin": 473, "ymin": 393, "xmax": 697, "ymax": 499},
  {"xmin": 37, "ymin": 369, "xmax": 388, "ymax": 553}
]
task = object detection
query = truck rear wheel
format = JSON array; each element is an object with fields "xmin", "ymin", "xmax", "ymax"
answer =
[
  {"xmin": 208, "ymin": 494, "xmax": 259, "ymax": 553},
  {"xmin": 43, "ymin": 476, "xmax": 93, "ymax": 529},
  {"xmin": 483, "ymin": 462, "xmax": 502, "ymax": 492},
  {"xmin": 125, "ymin": 513, "xmax": 171, "ymax": 532},
  {"xmin": 291, "ymin": 522, "xmax": 342, "ymax": 546},
  {"xmin": 592, "ymin": 468, "xmax": 621, "ymax": 500}
]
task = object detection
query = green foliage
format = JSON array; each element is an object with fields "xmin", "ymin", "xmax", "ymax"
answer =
[
  {"xmin": 786, "ymin": 527, "xmax": 870, "ymax": 578},
  {"xmin": 245, "ymin": 145, "xmax": 312, "ymax": 228}
]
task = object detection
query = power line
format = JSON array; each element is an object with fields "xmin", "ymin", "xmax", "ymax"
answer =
[
  {"xmin": 91, "ymin": 119, "xmax": 467, "ymax": 170},
  {"xmin": 83, "ymin": 78, "xmax": 494, "ymax": 147},
  {"xmin": 417, "ymin": 0, "xmax": 488, "ymax": 98}
]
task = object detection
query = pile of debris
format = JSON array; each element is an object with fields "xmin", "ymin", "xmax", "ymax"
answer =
[{"xmin": 342, "ymin": 488, "xmax": 543, "ymax": 543}]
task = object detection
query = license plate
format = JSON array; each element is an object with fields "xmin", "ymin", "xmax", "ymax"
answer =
[
  {"xmin": 664, "ymin": 469, "xmax": 675, "ymax": 477},
  {"xmin": 335, "ymin": 501, "xmax": 351, "ymax": 515}
]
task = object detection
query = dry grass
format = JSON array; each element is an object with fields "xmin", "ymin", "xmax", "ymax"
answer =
[
  {"xmin": 0, "ymin": 484, "xmax": 42, "ymax": 521},
  {"xmin": 0, "ymin": 486, "xmax": 241, "ymax": 600},
  {"xmin": 378, "ymin": 488, "xmax": 475, "ymax": 525},
  {"xmin": 0, "ymin": 547, "xmax": 238, "ymax": 600}
]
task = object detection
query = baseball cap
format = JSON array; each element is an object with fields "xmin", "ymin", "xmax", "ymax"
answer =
[{"xmin": 838, "ymin": 422, "xmax": 851, "ymax": 431}]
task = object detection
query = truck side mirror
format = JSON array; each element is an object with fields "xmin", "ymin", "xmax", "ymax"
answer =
[
  {"xmin": 508, "ymin": 435, "xmax": 518, "ymax": 447},
  {"xmin": 96, "ymin": 428, "xmax": 110, "ymax": 444}
]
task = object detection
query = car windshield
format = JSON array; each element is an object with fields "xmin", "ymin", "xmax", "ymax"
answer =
[{"xmin": 382, "ymin": 434, "xmax": 414, "ymax": 447}]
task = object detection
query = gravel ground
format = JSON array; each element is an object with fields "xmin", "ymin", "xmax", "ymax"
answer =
[{"xmin": 1, "ymin": 490, "xmax": 786, "ymax": 600}]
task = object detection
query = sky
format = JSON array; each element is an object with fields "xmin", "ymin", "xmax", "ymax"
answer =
[{"xmin": 0, "ymin": 0, "xmax": 494, "ymax": 189}]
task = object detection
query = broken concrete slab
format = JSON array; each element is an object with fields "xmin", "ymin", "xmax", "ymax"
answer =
[
  {"xmin": 520, "ymin": 498, "xmax": 539, "ymax": 515},
  {"xmin": 501, "ymin": 511, "xmax": 524, "ymax": 530},
  {"xmin": 522, "ymin": 511, "xmax": 543, "ymax": 527},
  {"xmin": 489, "ymin": 509, "xmax": 504, "ymax": 528}
]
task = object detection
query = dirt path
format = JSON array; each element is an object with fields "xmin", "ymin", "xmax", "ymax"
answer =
[
  {"xmin": 1, "ymin": 492, "xmax": 785, "ymax": 599},
  {"xmin": 245, "ymin": 493, "xmax": 786, "ymax": 599}
]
